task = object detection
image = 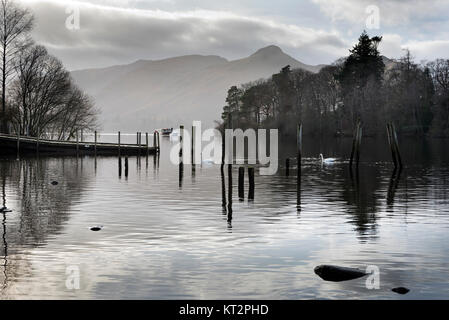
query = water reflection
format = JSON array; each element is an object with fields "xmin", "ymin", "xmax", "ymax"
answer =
[
  {"xmin": 387, "ymin": 168, "xmax": 402, "ymax": 210},
  {"xmin": 0, "ymin": 138, "xmax": 449, "ymax": 298}
]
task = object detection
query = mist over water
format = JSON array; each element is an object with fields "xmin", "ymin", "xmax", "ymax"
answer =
[{"xmin": 1, "ymin": 137, "xmax": 449, "ymax": 299}]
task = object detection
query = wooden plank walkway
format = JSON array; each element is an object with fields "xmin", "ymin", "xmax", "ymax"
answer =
[{"xmin": 0, "ymin": 133, "xmax": 159, "ymax": 156}]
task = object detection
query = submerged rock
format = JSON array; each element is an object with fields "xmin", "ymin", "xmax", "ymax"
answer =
[
  {"xmin": 314, "ymin": 265, "xmax": 367, "ymax": 282},
  {"xmin": 90, "ymin": 226, "xmax": 103, "ymax": 231},
  {"xmin": 0, "ymin": 206, "xmax": 12, "ymax": 213},
  {"xmin": 51, "ymin": 181, "xmax": 59, "ymax": 185},
  {"xmin": 392, "ymin": 287, "xmax": 410, "ymax": 295}
]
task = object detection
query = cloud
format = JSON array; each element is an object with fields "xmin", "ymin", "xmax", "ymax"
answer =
[
  {"xmin": 403, "ymin": 39, "xmax": 449, "ymax": 63},
  {"xmin": 19, "ymin": 0, "xmax": 348, "ymax": 70},
  {"xmin": 377, "ymin": 33, "xmax": 449, "ymax": 63},
  {"xmin": 378, "ymin": 33, "xmax": 404, "ymax": 59},
  {"xmin": 312, "ymin": 0, "xmax": 449, "ymax": 28}
]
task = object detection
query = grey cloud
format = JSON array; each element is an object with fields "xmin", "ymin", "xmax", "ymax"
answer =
[{"xmin": 20, "ymin": 0, "xmax": 349, "ymax": 70}]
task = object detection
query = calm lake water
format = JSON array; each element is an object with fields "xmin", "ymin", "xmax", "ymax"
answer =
[{"xmin": 1, "ymin": 135, "xmax": 449, "ymax": 299}]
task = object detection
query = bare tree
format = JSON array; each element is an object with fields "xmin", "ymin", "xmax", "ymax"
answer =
[
  {"xmin": 0, "ymin": 0, "xmax": 33, "ymax": 133},
  {"xmin": 10, "ymin": 44, "xmax": 98, "ymax": 139}
]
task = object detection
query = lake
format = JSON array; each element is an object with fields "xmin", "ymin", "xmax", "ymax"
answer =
[{"xmin": 1, "ymin": 135, "xmax": 449, "ymax": 299}]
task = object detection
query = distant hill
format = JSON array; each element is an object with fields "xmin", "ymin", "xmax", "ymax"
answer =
[{"xmin": 71, "ymin": 45, "xmax": 323, "ymax": 131}]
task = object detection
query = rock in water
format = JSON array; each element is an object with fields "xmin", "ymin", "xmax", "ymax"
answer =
[
  {"xmin": 392, "ymin": 287, "xmax": 409, "ymax": 295},
  {"xmin": 90, "ymin": 226, "xmax": 102, "ymax": 231},
  {"xmin": 314, "ymin": 265, "xmax": 367, "ymax": 282},
  {"xmin": 51, "ymin": 181, "xmax": 59, "ymax": 185}
]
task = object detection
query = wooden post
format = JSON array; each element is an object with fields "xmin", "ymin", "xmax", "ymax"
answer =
[
  {"xmin": 157, "ymin": 131, "xmax": 160, "ymax": 153},
  {"xmin": 76, "ymin": 130, "xmax": 79, "ymax": 155},
  {"xmin": 146, "ymin": 132, "xmax": 149, "ymax": 156},
  {"xmin": 386, "ymin": 123, "xmax": 397, "ymax": 168},
  {"xmin": 136, "ymin": 132, "xmax": 139, "ymax": 156},
  {"xmin": 349, "ymin": 121, "xmax": 360, "ymax": 167},
  {"xmin": 248, "ymin": 167, "xmax": 255, "ymax": 200},
  {"xmin": 17, "ymin": 131, "xmax": 20, "ymax": 156},
  {"xmin": 221, "ymin": 164, "xmax": 227, "ymax": 209},
  {"xmin": 356, "ymin": 124, "xmax": 362, "ymax": 167},
  {"xmin": 118, "ymin": 131, "xmax": 121, "ymax": 157},
  {"xmin": 297, "ymin": 123, "xmax": 302, "ymax": 183},
  {"xmin": 227, "ymin": 164, "xmax": 233, "ymax": 219},
  {"xmin": 125, "ymin": 156, "xmax": 129, "ymax": 177},
  {"xmin": 153, "ymin": 131, "xmax": 157, "ymax": 149},
  {"xmin": 285, "ymin": 158, "xmax": 290, "ymax": 176},
  {"xmin": 238, "ymin": 166, "xmax": 244, "ymax": 200},
  {"xmin": 297, "ymin": 123, "xmax": 302, "ymax": 165},
  {"xmin": 391, "ymin": 123, "xmax": 403, "ymax": 168},
  {"xmin": 221, "ymin": 129, "xmax": 225, "ymax": 169},
  {"xmin": 179, "ymin": 125, "xmax": 184, "ymax": 163},
  {"xmin": 118, "ymin": 157, "xmax": 122, "ymax": 177},
  {"xmin": 191, "ymin": 125, "xmax": 195, "ymax": 165},
  {"xmin": 94, "ymin": 131, "xmax": 97, "ymax": 156}
]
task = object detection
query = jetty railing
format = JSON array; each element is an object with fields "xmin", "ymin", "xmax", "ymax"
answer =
[{"xmin": 0, "ymin": 131, "xmax": 160, "ymax": 156}]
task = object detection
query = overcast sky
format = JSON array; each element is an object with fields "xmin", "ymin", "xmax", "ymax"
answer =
[{"xmin": 18, "ymin": 0, "xmax": 449, "ymax": 70}]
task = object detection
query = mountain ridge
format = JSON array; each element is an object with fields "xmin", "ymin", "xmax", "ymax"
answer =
[{"xmin": 71, "ymin": 45, "xmax": 324, "ymax": 131}]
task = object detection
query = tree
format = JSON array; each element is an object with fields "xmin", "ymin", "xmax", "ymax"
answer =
[
  {"xmin": 222, "ymin": 85, "xmax": 242, "ymax": 128},
  {"xmin": 337, "ymin": 31, "xmax": 385, "ymax": 134},
  {"xmin": 385, "ymin": 50, "xmax": 433, "ymax": 135},
  {"xmin": 9, "ymin": 44, "xmax": 98, "ymax": 139},
  {"xmin": 427, "ymin": 59, "xmax": 449, "ymax": 136},
  {"xmin": 0, "ymin": 0, "xmax": 33, "ymax": 133}
]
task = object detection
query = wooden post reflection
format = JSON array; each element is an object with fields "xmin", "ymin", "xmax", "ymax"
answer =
[
  {"xmin": 221, "ymin": 164, "xmax": 227, "ymax": 210},
  {"xmin": 238, "ymin": 166, "xmax": 244, "ymax": 201},
  {"xmin": 387, "ymin": 167, "xmax": 402, "ymax": 208},
  {"xmin": 248, "ymin": 167, "xmax": 254, "ymax": 201},
  {"xmin": 227, "ymin": 164, "xmax": 233, "ymax": 225},
  {"xmin": 118, "ymin": 157, "xmax": 122, "ymax": 178}
]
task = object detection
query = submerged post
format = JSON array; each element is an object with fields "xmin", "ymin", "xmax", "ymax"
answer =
[
  {"xmin": 386, "ymin": 123, "xmax": 397, "ymax": 168},
  {"xmin": 355, "ymin": 124, "xmax": 362, "ymax": 167},
  {"xmin": 125, "ymin": 156, "xmax": 129, "ymax": 177},
  {"xmin": 297, "ymin": 123, "xmax": 302, "ymax": 167},
  {"xmin": 153, "ymin": 131, "xmax": 157, "ymax": 149},
  {"xmin": 391, "ymin": 123, "xmax": 403, "ymax": 169},
  {"xmin": 248, "ymin": 167, "xmax": 255, "ymax": 200},
  {"xmin": 238, "ymin": 166, "xmax": 244, "ymax": 200},
  {"xmin": 349, "ymin": 121, "xmax": 360, "ymax": 167},
  {"xmin": 137, "ymin": 132, "xmax": 141, "ymax": 157},
  {"xmin": 297, "ymin": 123, "xmax": 302, "ymax": 184},
  {"xmin": 146, "ymin": 132, "xmax": 149, "ymax": 156},
  {"xmin": 119, "ymin": 157, "xmax": 122, "ymax": 177},
  {"xmin": 227, "ymin": 164, "xmax": 233, "ymax": 219},
  {"xmin": 157, "ymin": 131, "xmax": 160, "ymax": 153},
  {"xmin": 179, "ymin": 125, "xmax": 184, "ymax": 163},
  {"xmin": 94, "ymin": 131, "xmax": 97, "ymax": 156}
]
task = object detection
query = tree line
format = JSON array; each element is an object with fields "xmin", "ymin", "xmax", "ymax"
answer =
[
  {"xmin": 0, "ymin": 0, "xmax": 97, "ymax": 139},
  {"xmin": 220, "ymin": 31, "xmax": 449, "ymax": 138}
]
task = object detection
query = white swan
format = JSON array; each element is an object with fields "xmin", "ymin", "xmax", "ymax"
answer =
[{"xmin": 320, "ymin": 153, "xmax": 337, "ymax": 164}]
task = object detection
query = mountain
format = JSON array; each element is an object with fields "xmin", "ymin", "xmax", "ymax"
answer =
[{"xmin": 71, "ymin": 45, "xmax": 323, "ymax": 132}]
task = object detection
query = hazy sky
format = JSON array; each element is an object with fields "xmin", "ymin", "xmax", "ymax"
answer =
[{"xmin": 19, "ymin": 0, "xmax": 449, "ymax": 70}]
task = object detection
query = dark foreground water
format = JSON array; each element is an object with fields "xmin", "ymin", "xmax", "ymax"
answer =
[{"xmin": 1, "ymin": 136, "xmax": 449, "ymax": 299}]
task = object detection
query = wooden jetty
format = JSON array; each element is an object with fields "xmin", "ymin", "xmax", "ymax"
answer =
[{"xmin": 0, "ymin": 133, "xmax": 159, "ymax": 156}]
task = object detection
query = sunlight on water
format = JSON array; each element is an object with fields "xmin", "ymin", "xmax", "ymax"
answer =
[{"xmin": 1, "ymin": 138, "xmax": 449, "ymax": 299}]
